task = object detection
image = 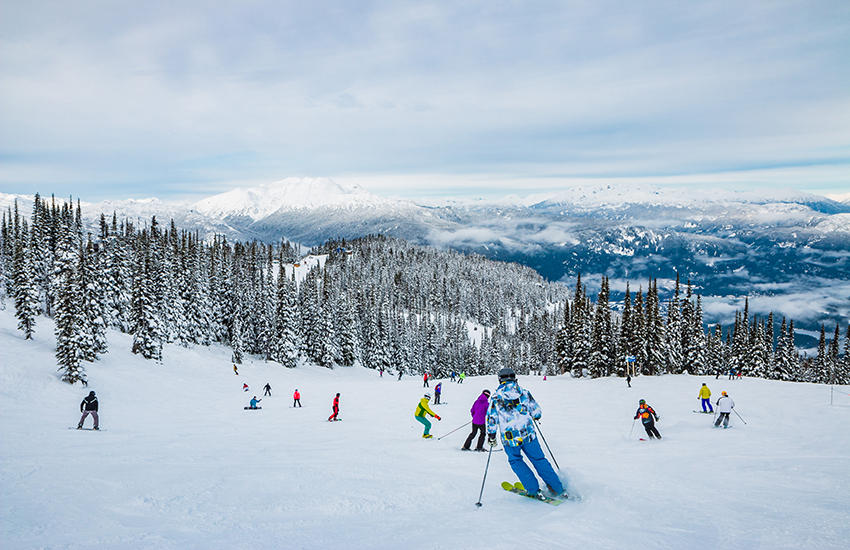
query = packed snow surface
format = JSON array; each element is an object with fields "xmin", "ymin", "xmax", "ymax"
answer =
[{"xmin": 1, "ymin": 309, "xmax": 849, "ymax": 550}]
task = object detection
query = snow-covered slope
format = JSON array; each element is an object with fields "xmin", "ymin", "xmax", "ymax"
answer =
[{"xmin": 2, "ymin": 309, "xmax": 849, "ymax": 550}]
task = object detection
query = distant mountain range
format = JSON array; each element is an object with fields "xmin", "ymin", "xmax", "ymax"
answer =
[{"xmin": 3, "ymin": 178, "xmax": 849, "ymax": 334}]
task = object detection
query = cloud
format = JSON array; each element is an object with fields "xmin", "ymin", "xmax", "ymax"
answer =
[{"xmin": 1, "ymin": 1, "xmax": 848, "ymax": 199}]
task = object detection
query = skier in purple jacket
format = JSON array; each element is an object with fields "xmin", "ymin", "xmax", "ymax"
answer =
[{"xmin": 461, "ymin": 389, "xmax": 491, "ymax": 451}]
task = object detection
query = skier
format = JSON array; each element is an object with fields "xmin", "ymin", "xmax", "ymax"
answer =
[
  {"xmin": 626, "ymin": 374, "xmax": 632, "ymax": 388},
  {"xmin": 423, "ymin": 373, "xmax": 430, "ymax": 388},
  {"xmin": 698, "ymin": 383, "xmax": 714, "ymax": 413},
  {"xmin": 248, "ymin": 396, "xmax": 262, "ymax": 409},
  {"xmin": 461, "ymin": 389, "xmax": 490, "ymax": 451},
  {"xmin": 634, "ymin": 399, "xmax": 662, "ymax": 440},
  {"xmin": 77, "ymin": 391, "xmax": 99, "ymax": 430},
  {"xmin": 293, "ymin": 389, "xmax": 302, "ymax": 407},
  {"xmin": 434, "ymin": 382, "xmax": 442, "ymax": 405},
  {"xmin": 487, "ymin": 368, "xmax": 565, "ymax": 499},
  {"xmin": 414, "ymin": 393, "xmax": 441, "ymax": 438},
  {"xmin": 450, "ymin": 371, "xmax": 457, "ymax": 383},
  {"xmin": 398, "ymin": 371, "xmax": 403, "ymax": 381},
  {"xmin": 263, "ymin": 383, "xmax": 272, "ymax": 396},
  {"xmin": 459, "ymin": 372, "xmax": 466, "ymax": 384},
  {"xmin": 233, "ymin": 364, "xmax": 239, "ymax": 375},
  {"xmin": 243, "ymin": 383, "xmax": 249, "ymax": 392},
  {"xmin": 379, "ymin": 369, "xmax": 383, "ymax": 378},
  {"xmin": 714, "ymin": 391, "xmax": 735, "ymax": 428},
  {"xmin": 328, "ymin": 393, "xmax": 340, "ymax": 421}
]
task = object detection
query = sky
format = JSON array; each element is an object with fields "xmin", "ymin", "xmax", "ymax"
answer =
[{"xmin": 1, "ymin": 0, "xmax": 848, "ymax": 202}]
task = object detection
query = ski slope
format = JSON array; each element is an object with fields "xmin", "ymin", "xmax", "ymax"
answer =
[{"xmin": 1, "ymin": 309, "xmax": 848, "ymax": 550}]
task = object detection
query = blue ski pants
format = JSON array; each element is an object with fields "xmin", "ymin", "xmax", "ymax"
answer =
[
  {"xmin": 504, "ymin": 437, "xmax": 563, "ymax": 495},
  {"xmin": 415, "ymin": 415, "xmax": 432, "ymax": 435},
  {"xmin": 701, "ymin": 398, "xmax": 713, "ymax": 412}
]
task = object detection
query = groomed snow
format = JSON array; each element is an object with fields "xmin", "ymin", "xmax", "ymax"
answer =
[{"xmin": 1, "ymin": 309, "xmax": 848, "ymax": 550}]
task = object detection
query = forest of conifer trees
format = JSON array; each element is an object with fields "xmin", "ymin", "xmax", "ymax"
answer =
[{"xmin": 2, "ymin": 195, "xmax": 849, "ymax": 386}]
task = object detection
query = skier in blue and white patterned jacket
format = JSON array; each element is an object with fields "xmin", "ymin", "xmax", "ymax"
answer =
[{"xmin": 486, "ymin": 368, "xmax": 565, "ymax": 500}]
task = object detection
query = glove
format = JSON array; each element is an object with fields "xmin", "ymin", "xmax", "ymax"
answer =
[
  {"xmin": 634, "ymin": 416, "xmax": 638, "ymax": 420},
  {"xmin": 435, "ymin": 415, "xmax": 441, "ymax": 421},
  {"xmin": 488, "ymin": 434, "xmax": 497, "ymax": 447}
]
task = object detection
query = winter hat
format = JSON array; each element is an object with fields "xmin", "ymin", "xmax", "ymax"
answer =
[
  {"xmin": 722, "ymin": 391, "xmax": 728, "ymax": 396},
  {"xmin": 89, "ymin": 391, "xmax": 96, "ymax": 396},
  {"xmin": 424, "ymin": 394, "xmax": 431, "ymax": 399},
  {"xmin": 498, "ymin": 368, "xmax": 516, "ymax": 383},
  {"xmin": 702, "ymin": 383, "xmax": 706, "ymax": 386}
]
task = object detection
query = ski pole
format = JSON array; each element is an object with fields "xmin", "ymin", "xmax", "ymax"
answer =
[
  {"xmin": 629, "ymin": 418, "xmax": 636, "ymax": 440},
  {"xmin": 437, "ymin": 420, "xmax": 472, "ymax": 440},
  {"xmin": 532, "ymin": 418, "xmax": 560, "ymax": 471},
  {"xmin": 733, "ymin": 409, "xmax": 747, "ymax": 425},
  {"xmin": 475, "ymin": 443, "xmax": 495, "ymax": 508}
]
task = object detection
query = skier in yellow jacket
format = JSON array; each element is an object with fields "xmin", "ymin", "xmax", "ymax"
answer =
[
  {"xmin": 698, "ymin": 383, "xmax": 714, "ymax": 413},
  {"xmin": 414, "ymin": 394, "xmax": 441, "ymax": 439}
]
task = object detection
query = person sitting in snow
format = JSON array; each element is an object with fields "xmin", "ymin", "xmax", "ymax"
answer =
[
  {"xmin": 634, "ymin": 399, "xmax": 662, "ymax": 440},
  {"xmin": 414, "ymin": 393, "xmax": 441, "ymax": 438},
  {"xmin": 77, "ymin": 391, "xmax": 99, "ymax": 430},
  {"xmin": 698, "ymin": 383, "xmax": 714, "ymax": 413},
  {"xmin": 434, "ymin": 382, "xmax": 443, "ymax": 404},
  {"xmin": 714, "ymin": 391, "xmax": 735, "ymax": 428},
  {"xmin": 487, "ymin": 368, "xmax": 565, "ymax": 500},
  {"xmin": 248, "ymin": 396, "xmax": 262, "ymax": 409}
]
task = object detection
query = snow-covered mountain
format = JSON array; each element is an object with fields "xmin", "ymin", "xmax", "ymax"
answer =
[{"xmin": 3, "ymin": 179, "xmax": 849, "ymax": 328}]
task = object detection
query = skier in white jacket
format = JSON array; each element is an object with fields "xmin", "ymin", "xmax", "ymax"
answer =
[{"xmin": 714, "ymin": 391, "xmax": 735, "ymax": 428}]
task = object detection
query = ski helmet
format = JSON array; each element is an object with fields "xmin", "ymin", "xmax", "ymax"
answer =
[
  {"xmin": 639, "ymin": 399, "xmax": 646, "ymax": 404},
  {"xmin": 89, "ymin": 391, "xmax": 95, "ymax": 396},
  {"xmin": 722, "ymin": 391, "xmax": 728, "ymax": 396},
  {"xmin": 424, "ymin": 394, "xmax": 431, "ymax": 399},
  {"xmin": 483, "ymin": 389, "xmax": 491, "ymax": 397},
  {"xmin": 498, "ymin": 368, "xmax": 516, "ymax": 383}
]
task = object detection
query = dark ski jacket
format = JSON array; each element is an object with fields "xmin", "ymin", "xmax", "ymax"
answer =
[
  {"xmin": 635, "ymin": 404, "xmax": 658, "ymax": 424},
  {"xmin": 81, "ymin": 394, "xmax": 98, "ymax": 412}
]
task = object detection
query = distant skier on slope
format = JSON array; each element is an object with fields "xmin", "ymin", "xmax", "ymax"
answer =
[
  {"xmin": 698, "ymin": 383, "xmax": 713, "ymax": 413},
  {"xmin": 487, "ymin": 368, "xmax": 565, "ymax": 500},
  {"xmin": 243, "ymin": 383, "xmax": 249, "ymax": 392},
  {"xmin": 233, "ymin": 364, "xmax": 239, "ymax": 375},
  {"xmin": 328, "ymin": 393, "xmax": 340, "ymax": 421},
  {"xmin": 414, "ymin": 394, "xmax": 441, "ymax": 438},
  {"xmin": 458, "ymin": 372, "xmax": 466, "ymax": 384},
  {"xmin": 263, "ymin": 383, "xmax": 272, "ymax": 396},
  {"xmin": 293, "ymin": 389, "xmax": 302, "ymax": 407},
  {"xmin": 434, "ymin": 382, "xmax": 442, "ymax": 404},
  {"xmin": 714, "ymin": 391, "xmax": 735, "ymax": 428},
  {"xmin": 462, "ymin": 389, "xmax": 490, "ymax": 451},
  {"xmin": 634, "ymin": 399, "xmax": 662, "ymax": 440},
  {"xmin": 423, "ymin": 373, "xmax": 430, "ymax": 387},
  {"xmin": 77, "ymin": 391, "xmax": 99, "ymax": 430}
]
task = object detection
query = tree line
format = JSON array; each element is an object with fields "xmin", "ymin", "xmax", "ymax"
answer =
[{"xmin": 1, "ymin": 195, "xmax": 848, "ymax": 386}]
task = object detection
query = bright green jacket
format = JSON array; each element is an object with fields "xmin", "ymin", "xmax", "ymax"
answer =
[
  {"xmin": 698, "ymin": 386, "xmax": 711, "ymax": 399},
  {"xmin": 415, "ymin": 398, "xmax": 437, "ymax": 418}
]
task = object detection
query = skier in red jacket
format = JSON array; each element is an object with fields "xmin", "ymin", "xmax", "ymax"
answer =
[
  {"xmin": 293, "ymin": 389, "xmax": 302, "ymax": 407},
  {"xmin": 328, "ymin": 393, "xmax": 340, "ymax": 421}
]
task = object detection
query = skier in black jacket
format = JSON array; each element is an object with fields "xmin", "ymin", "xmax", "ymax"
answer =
[{"xmin": 77, "ymin": 391, "xmax": 99, "ymax": 430}]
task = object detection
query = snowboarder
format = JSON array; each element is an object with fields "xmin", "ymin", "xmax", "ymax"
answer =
[
  {"xmin": 487, "ymin": 368, "xmax": 565, "ymax": 499},
  {"xmin": 328, "ymin": 393, "xmax": 340, "ymax": 421},
  {"xmin": 714, "ymin": 391, "xmax": 735, "ymax": 428},
  {"xmin": 459, "ymin": 372, "xmax": 466, "ymax": 384},
  {"xmin": 77, "ymin": 391, "xmax": 99, "ymax": 430},
  {"xmin": 248, "ymin": 396, "xmax": 262, "ymax": 409},
  {"xmin": 434, "ymin": 382, "xmax": 442, "ymax": 404},
  {"xmin": 414, "ymin": 393, "xmax": 441, "ymax": 438},
  {"xmin": 634, "ymin": 399, "xmax": 662, "ymax": 440},
  {"xmin": 293, "ymin": 389, "xmax": 302, "ymax": 407},
  {"xmin": 698, "ymin": 383, "xmax": 714, "ymax": 413},
  {"xmin": 462, "ymin": 389, "xmax": 490, "ymax": 451},
  {"xmin": 243, "ymin": 383, "xmax": 249, "ymax": 392},
  {"xmin": 233, "ymin": 364, "xmax": 239, "ymax": 375},
  {"xmin": 626, "ymin": 374, "xmax": 632, "ymax": 388},
  {"xmin": 423, "ymin": 373, "xmax": 430, "ymax": 387},
  {"xmin": 263, "ymin": 383, "xmax": 272, "ymax": 396}
]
